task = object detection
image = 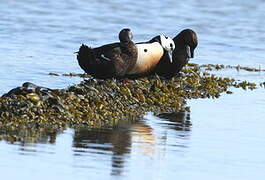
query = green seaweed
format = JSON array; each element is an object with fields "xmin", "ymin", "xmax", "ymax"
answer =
[{"xmin": 0, "ymin": 64, "xmax": 259, "ymax": 132}]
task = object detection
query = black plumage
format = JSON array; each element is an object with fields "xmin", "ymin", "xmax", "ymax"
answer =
[
  {"xmin": 153, "ymin": 29, "xmax": 198, "ymax": 78},
  {"xmin": 77, "ymin": 28, "xmax": 138, "ymax": 79}
]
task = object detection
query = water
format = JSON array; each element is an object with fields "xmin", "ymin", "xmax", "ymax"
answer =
[{"xmin": 0, "ymin": 0, "xmax": 265, "ymax": 179}]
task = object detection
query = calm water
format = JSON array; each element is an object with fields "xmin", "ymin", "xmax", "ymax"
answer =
[{"xmin": 0, "ymin": 0, "xmax": 265, "ymax": 179}]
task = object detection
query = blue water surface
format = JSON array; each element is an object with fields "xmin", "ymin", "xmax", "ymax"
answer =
[{"xmin": 0, "ymin": 0, "xmax": 265, "ymax": 179}]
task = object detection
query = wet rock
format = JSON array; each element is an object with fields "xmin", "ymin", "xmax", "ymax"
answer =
[
  {"xmin": 0, "ymin": 64, "xmax": 259, "ymax": 130},
  {"xmin": 48, "ymin": 72, "xmax": 60, "ymax": 76}
]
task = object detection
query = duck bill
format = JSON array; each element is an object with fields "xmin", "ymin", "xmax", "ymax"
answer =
[
  {"xmin": 187, "ymin": 45, "xmax": 194, "ymax": 58},
  {"xmin": 168, "ymin": 50, "xmax": 173, "ymax": 63}
]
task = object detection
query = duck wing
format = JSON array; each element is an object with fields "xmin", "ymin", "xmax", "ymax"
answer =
[
  {"xmin": 77, "ymin": 40, "xmax": 137, "ymax": 78},
  {"xmin": 77, "ymin": 43, "xmax": 126, "ymax": 78},
  {"xmin": 97, "ymin": 44, "xmax": 132, "ymax": 76},
  {"xmin": 93, "ymin": 42, "xmax": 121, "ymax": 62}
]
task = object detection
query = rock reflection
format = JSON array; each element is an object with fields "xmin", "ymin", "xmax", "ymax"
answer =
[
  {"xmin": 0, "ymin": 127, "xmax": 64, "ymax": 145},
  {"xmin": 157, "ymin": 111, "xmax": 192, "ymax": 132},
  {"xmin": 154, "ymin": 111, "xmax": 192, "ymax": 151}
]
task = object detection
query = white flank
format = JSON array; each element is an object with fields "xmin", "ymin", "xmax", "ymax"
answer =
[{"xmin": 128, "ymin": 42, "xmax": 164, "ymax": 74}]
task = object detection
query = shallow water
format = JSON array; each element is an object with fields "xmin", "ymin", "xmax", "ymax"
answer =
[
  {"xmin": 0, "ymin": 0, "xmax": 265, "ymax": 179},
  {"xmin": 1, "ymin": 87, "xmax": 265, "ymax": 179}
]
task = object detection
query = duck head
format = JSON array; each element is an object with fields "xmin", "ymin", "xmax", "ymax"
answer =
[
  {"xmin": 119, "ymin": 28, "xmax": 133, "ymax": 42},
  {"xmin": 149, "ymin": 35, "xmax": 175, "ymax": 63},
  {"xmin": 174, "ymin": 29, "xmax": 198, "ymax": 58}
]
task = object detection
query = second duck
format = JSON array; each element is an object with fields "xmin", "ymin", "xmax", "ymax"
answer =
[{"xmin": 77, "ymin": 28, "xmax": 138, "ymax": 79}]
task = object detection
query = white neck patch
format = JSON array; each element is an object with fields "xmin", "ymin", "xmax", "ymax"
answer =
[{"xmin": 159, "ymin": 35, "xmax": 175, "ymax": 52}]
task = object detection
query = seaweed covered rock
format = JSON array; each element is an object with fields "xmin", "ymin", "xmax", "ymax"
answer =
[{"xmin": 0, "ymin": 64, "xmax": 257, "ymax": 130}]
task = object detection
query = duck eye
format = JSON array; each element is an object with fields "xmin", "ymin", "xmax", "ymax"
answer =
[
  {"xmin": 170, "ymin": 43, "xmax": 173, "ymax": 47},
  {"xmin": 165, "ymin": 36, "xmax": 168, "ymax": 39},
  {"xmin": 144, "ymin": 49, "xmax": 147, "ymax": 52}
]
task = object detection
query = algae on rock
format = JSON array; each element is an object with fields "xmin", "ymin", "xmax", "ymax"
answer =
[{"xmin": 0, "ymin": 64, "xmax": 258, "ymax": 130}]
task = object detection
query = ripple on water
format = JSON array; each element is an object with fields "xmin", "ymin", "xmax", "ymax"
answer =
[{"xmin": 1, "ymin": 0, "xmax": 265, "ymax": 179}]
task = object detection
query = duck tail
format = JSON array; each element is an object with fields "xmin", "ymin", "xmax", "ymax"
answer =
[{"xmin": 77, "ymin": 44, "xmax": 94, "ymax": 73}]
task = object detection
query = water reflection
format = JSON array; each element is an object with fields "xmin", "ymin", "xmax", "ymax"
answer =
[
  {"xmin": 72, "ymin": 111, "xmax": 191, "ymax": 176},
  {"xmin": 0, "ymin": 111, "xmax": 192, "ymax": 176},
  {"xmin": 0, "ymin": 127, "xmax": 65, "ymax": 156},
  {"xmin": 0, "ymin": 127, "xmax": 64, "ymax": 145},
  {"xmin": 73, "ymin": 122, "xmax": 132, "ymax": 176},
  {"xmin": 157, "ymin": 111, "xmax": 191, "ymax": 131}
]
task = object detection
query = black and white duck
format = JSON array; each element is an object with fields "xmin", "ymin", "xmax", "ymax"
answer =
[{"xmin": 152, "ymin": 29, "xmax": 198, "ymax": 78}]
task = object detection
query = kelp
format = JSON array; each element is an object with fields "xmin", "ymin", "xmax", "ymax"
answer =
[{"xmin": 0, "ymin": 64, "xmax": 259, "ymax": 131}]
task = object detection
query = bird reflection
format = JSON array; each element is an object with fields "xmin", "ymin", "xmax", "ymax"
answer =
[
  {"xmin": 130, "ymin": 122, "xmax": 156, "ymax": 157},
  {"xmin": 72, "ymin": 111, "xmax": 192, "ymax": 176},
  {"xmin": 73, "ymin": 120, "xmax": 133, "ymax": 176}
]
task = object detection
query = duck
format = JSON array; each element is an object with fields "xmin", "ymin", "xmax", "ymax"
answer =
[
  {"xmin": 77, "ymin": 28, "xmax": 138, "ymax": 79},
  {"xmin": 77, "ymin": 29, "xmax": 176, "ymax": 79},
  {"xmin": 126, "ymin": 35, "xmax": 175, "ymax": 77},
  {"xmin": 152, "ymin": 29, "xmax": 198, "ymax": 78}
]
